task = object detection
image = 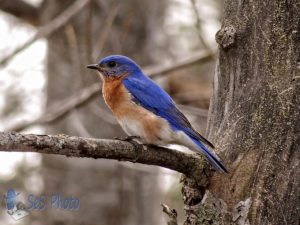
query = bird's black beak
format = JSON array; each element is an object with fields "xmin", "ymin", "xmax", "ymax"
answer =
[{"xmin": 86, "ymin": 64, "xmax": 101, "ymax": 70}]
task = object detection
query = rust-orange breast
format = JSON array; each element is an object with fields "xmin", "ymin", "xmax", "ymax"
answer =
[
  {"xmin": 101, "ymin": 75, "xmax": 171, "ymax": 143},
  {"xmin": 102, "ymin": 76, "xmax": 131, "ymax": 115}
]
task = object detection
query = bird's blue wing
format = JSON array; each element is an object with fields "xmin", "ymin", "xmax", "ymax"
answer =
[
  {"xmin": 122, "ymin": 75, "xmax": 214, "ymax": 148},
  {"xmin": 123, "ymin": 75, "xmax": 228, "ymax": 173}
]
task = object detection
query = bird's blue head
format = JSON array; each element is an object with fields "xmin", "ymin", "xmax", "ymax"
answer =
[{"xmin": 87, "ymin": 55, "xmax": 142, "ymax": 79}]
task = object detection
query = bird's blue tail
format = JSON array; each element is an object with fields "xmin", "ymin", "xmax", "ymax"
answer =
[{"xmin": 190, "ymin": 137, "xmax": 228, "ymax": 173}]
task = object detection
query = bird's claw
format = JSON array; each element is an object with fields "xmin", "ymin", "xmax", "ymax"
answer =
[
  {"xmin": 114, "ymin": 136, "xmax": 142, "ymax": 162},
  {"xmin": 124, "ymin": 135, "xmax": 140, "ymax": 142},
  {"xmin": 129, "ymin": 139, "xmax": 143, "ymax": 162},
  {"xmin": 114, "ymin": 135, "xmax": 140, "ymax": 142},
  {"xmin": 117, "ymin": 136, "xmax": 143, "ymax": 162}
]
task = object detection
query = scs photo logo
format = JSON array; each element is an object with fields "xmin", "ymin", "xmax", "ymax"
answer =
[
  {"xmin": 3, "ymin": 188, "xmax": 80, "ymax": 221},
  {"xmin": 27, "ymin": 193, "xmax": 80, "ymax": 211}
]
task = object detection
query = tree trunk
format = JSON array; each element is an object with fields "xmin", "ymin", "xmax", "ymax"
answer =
[{"xmin": 183, "ymin": 1, "xmax": 300, "ymax": 225}]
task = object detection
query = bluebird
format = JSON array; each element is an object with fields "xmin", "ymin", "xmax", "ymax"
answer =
[{"xmin": 87, "ymin": 55, "xmax": 227, "ymax": 173}]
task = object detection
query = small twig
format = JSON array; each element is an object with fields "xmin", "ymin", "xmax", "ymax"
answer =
[
  {"xmin": 0, "ymin": 0, "xmax": 90, "ymax": 66},
  {"xmin": 190, "ymin": 0, "xmax": 211, "ymax": 52},
  {"xmin": 161, "ymin": 203, "xmax": 178, "ymax": 225}
]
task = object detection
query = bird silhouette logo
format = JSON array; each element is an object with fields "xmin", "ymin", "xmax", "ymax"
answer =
[{"xmin": 4, "ymin": 188, "xmax": 29, "ymax": 220}]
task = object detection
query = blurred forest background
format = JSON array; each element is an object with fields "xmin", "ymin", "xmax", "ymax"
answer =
[{"xmin": 0, "ymin": 0, "xmax": 221, "ymax": 224}]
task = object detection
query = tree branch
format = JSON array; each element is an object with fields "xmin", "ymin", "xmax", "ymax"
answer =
[
  {"xmin": 0, "ymin": 0, "xmax": 39, "ymax": 26},
  {"xmin": 190, "ymin": 0, "xmax": 211, "ymax": 52},
  {"xmin": 0, "ymin": 131, "xmax": 209, "ymax": 185},
  {"xmin": 6, "ymin": 84, "xmax": 100, "ymax": 132},
  {"xmin": 144, "ymin": 51, "xmax": 215, "ymax": 79},
  {"xmin": 6, "ymin": 51, "xmax": 213, "ymax": 132},
  {"xmin": 0, "ymin": 0, "xmax": 90, "ymax": 66}
]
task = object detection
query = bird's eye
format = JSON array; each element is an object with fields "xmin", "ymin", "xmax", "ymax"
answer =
[{"xmin": 107, "ymin": 61, "xmax": 117, "ymax": 68}]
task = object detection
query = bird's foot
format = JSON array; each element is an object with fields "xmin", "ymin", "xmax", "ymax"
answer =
[
  {"xmin": 128, "ymin": 138, "xmax": 143, "ymax": 162},
  {"xmin": 114, "ymin": 135, "xmax": 140, "ymax": 142},
  {"xmin": 114, "ymin": 136, "xmax": 142, "ymax": 162}
]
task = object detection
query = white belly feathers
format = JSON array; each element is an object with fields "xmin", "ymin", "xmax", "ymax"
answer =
[
  {"xmin": 117, "ymin": 105, "xmax": 174, "ymax": 144},
  {"xmin": 117, "ymin": 104, "xmax": 200, "ymax": 153}
]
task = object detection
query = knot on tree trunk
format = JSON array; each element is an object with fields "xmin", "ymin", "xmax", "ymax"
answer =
[
  {"xmin": 181, "ymin": 176, "xmax": 204, "ymax": 206},
  {"xmin": 215, "ymin": 25, "xmax": 236, "ymax": 49},
  {"xmin": 174, "ymin": 174, "xmax": 253, "ymax": 225},
  {"xmin": 181, "ymin": 174, "xmax": 235, "ymax": 225}
]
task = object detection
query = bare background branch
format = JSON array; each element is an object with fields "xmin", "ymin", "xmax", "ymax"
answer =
[
  {"xmin": 6, "ymin": 51, "xmax": 213, "ymax": 132},
  {"xmin": 0, "ymin": 0, "xmax": 39, "ymax": 25},
  {"xmin": 0, "ymin": 0, "xmax": 90, "ymax": 66}
]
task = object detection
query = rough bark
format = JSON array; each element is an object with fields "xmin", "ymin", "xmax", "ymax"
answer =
[{"xmin": 183, "ymin": 1, "xmax": 300, "ymax": 225}]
